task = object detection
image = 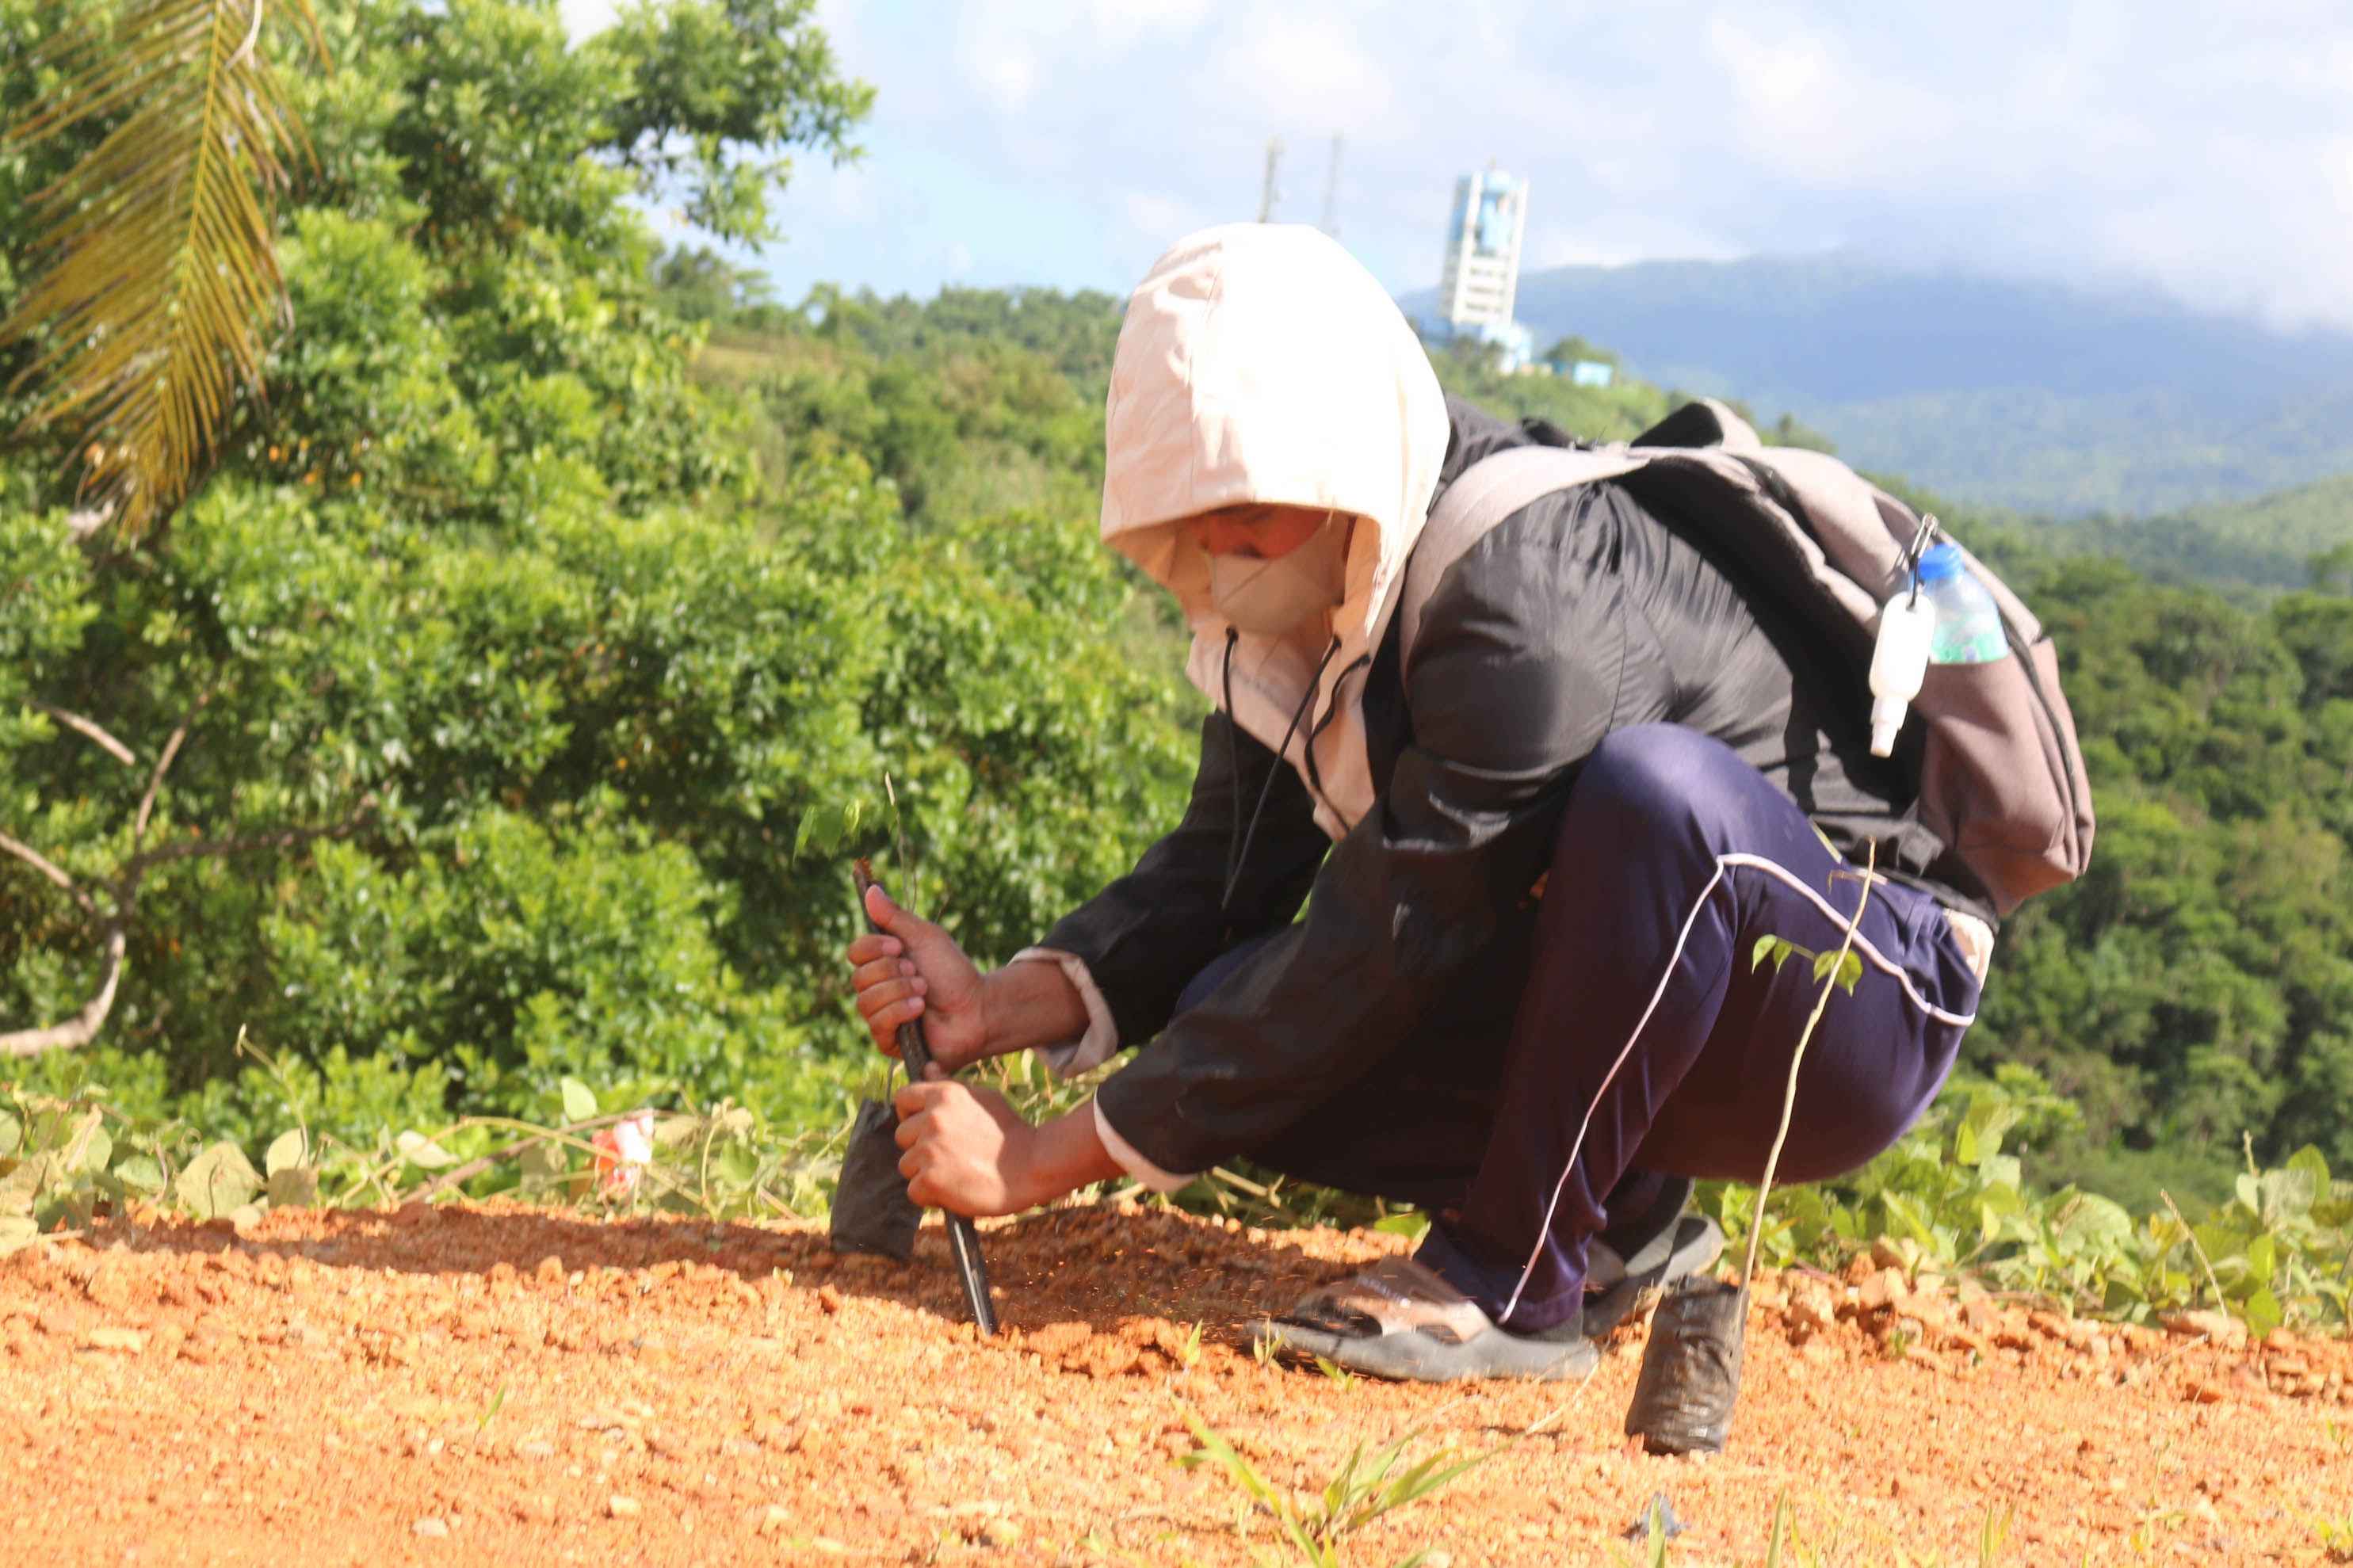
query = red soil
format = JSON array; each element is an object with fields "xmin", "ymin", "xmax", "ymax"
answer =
[{"xmin": 3, "ymin": 1199, "xmax": 2347, "ymax": 1565}]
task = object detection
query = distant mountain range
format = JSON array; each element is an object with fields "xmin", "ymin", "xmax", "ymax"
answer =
[{"xmin": 1401, "ymin": 254, "xmax": 2353, "ymax": 520}]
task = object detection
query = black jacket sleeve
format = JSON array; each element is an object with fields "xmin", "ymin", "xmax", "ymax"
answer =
[
  {"xmin": 1031, "ymin": 707, "xmax": 1330, "ymax": 1047},
  {"xmin": 1094, "ymin": 486, "xmax": 1666, "ymax": 1175}
]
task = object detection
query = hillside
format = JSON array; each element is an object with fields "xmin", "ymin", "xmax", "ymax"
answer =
[
  {"xmin": 2050, "ymin": 471, "xmax": 2353, "ymax": 593},
  {"xmin": 1400, "ymin": 254, "xmax": 2353, "ymax": 518}
]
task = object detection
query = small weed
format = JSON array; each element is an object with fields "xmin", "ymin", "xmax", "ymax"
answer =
[
  {"xmin": 472, "ymin": 1380, "xmax": 509, "ymax": 1440},
  {"xmin": 1174, "ymin": 1404, "xmax": 1487, "ymax": 1568},
  {"xmin": 1762, "ymin": 1490, "xmax": 2012, "ymax": 1567},
  {"xmin": 1977, "ymin": 1502, "xmax": 2013, "ymax": 1566},
  {"xmin": 1313, "ymin": 1355, "xmax": 1357, "ymax": 1391},
  {"xmin": 1608, "ymin": 1495, "xmax": 1675, "ymax": 1566},
  {"xmin": 2312, "ymin": 1511, "xmax": 2353, "ymax": 1563}
]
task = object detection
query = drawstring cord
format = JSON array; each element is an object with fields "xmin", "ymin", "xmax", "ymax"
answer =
[
  {"xmin": 1301, "ymin": 650, "xmax": 1370, "ymax": 836},
  {"xmin": 1219, "ymin": 631, "xmax": 1340, "ymax": 914},
  {"xmin": 1221, "ymin": 628, "xmax": 1243, "ymax": 899}
]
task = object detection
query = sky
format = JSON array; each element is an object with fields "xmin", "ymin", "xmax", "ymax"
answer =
[{"xmin": 563, "ymin": 0, "xmax": 2353, "ymax": 332}]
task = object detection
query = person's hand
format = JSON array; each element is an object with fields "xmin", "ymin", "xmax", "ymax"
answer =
[
  {"xmin": 892, "ymin": 1080, "xmax": 1037, "ymax": 1216},
  {"xmin": 846, "ymin": 883, "xmax": 988, "ymax": 1072}
]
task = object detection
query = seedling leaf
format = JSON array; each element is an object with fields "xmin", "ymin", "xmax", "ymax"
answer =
[
  {"xmin": 174, "ymin": 1142, "xmax": 261, "ymax": 1219},
  {"xmin": 265, "ymin": 1129, "xmax": 308, "ymax": 1177},
  {"xmin": 112, "ymin": 1154, "xmax": 165, "ymax": 1196},
  {"xmin": 395, "ymin": 1131, "xmax": 456, "ymax": 1169},
  {"xmin": 269, "ymin": 1166, "xmax": 319, "ymax": 1208}
]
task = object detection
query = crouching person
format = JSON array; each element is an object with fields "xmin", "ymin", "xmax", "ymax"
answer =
[{"xmin": 845, "ymin": 223, "xmax": 2000, "ymax": 1383}]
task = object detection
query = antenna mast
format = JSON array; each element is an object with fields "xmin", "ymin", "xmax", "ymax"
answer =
[
  {"xmin": 1320, "ymin": 134, "xmax": 1343, "ymax": 236},
  {"xmin": 1257, "ymin": 137, "xmax": 1284, "ymax": 223}
]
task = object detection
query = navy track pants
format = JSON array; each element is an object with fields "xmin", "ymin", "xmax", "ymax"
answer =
[{"xmin": 1175, "ymin": 724, "xmax": 1984, "ymax": 1333}]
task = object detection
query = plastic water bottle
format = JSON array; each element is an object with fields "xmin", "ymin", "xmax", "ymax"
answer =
[{"xmin": 1918, "ymin": 543, "xmax": 2008, "ymax": 665}]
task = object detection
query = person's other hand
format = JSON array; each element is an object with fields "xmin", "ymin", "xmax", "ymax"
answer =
[
  {"xmin": 846, "ymin": 883, "xmax": 989, "ymax": 1072},
  {"xmin": 892, "ymin": 1080, "xmax": 1036, "ymax": 1216}
]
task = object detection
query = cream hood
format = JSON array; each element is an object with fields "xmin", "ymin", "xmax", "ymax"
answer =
[{"xmin": 1102, "ymin": 223, "xmax": 1452, "ymax": 838}]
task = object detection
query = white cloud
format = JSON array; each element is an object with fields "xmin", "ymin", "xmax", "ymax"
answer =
[
  {"xmin": 961, "ymin": 33, "xmax": 1040, "ymax": 112},
  {"xmin": 1124, "ymin": 190, "xmax": 1206, "ymax": 246},
  {"xmin": 1529, "ymin": 216, "xmax": 1744, "ymax": 271},
  {"xmin": 1202, "ymin": 11, "xmax": 1396, "ymax": 136},
  {"xmin": 555, "ymin": 0, "xmax": 2353, "ymax": 330},
  {"xmin": 558, "ymin": 0, "xmax": 616, "ymax": 38}
]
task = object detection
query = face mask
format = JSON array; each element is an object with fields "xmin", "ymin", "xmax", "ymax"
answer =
[{"xmin": 1207, "ymin": 513, "xmax": 1350, "ymax": 636}]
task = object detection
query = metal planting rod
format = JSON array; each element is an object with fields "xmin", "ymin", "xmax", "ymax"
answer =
[{"xmin": 852, "ymin": 860, "xmax": 999, "ymax": 1337}]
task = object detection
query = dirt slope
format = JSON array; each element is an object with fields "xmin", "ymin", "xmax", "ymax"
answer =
[{"xmin": 3, "ymin": 1200, "xmax": 2347, "ymax": 1565}]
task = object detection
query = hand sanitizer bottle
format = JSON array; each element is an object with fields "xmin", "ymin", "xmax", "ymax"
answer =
[{"xmin": 1869, "ymin": 589, "xmax": 1935, "ymax": 757}]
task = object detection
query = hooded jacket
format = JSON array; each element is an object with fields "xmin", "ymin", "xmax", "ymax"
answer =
[{"xmin": 1019, "ymin": 225, "xmax": 1972, "ymax": 1188}]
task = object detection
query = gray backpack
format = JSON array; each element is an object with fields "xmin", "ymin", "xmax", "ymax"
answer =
[{"xmin": 1396, "ymin": 399, "xmax": 2095, "ymax": 917}]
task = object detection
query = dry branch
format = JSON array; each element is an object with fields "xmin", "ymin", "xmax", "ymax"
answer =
[
  {"xmin": 0, "ymin": 830, "xmax": 97, "ymax": 914},
  {"xmin": 132, "ymin": 707, "xmax": 201, "ymax": 850},
  {"xmin": 32, "ymin": 704, "xmax": 136, "ymax": 766},
  {"xmin": 0, "ymin": 923, "xmax": 124, "ymax": 1057},
  {"xmin": 0, "ymin": 689, "xmax": 363, "ymax": 1057}
]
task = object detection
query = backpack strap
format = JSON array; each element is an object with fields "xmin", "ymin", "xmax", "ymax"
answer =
[{"xmin": 1396, "ymin": 444, "xmax": 1649, "ymax": 674}]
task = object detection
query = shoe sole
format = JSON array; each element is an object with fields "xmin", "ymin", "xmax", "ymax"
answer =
[{"xmin": 1249, "ymin": 1318, "xmax": 1599, "ymax": 1383}]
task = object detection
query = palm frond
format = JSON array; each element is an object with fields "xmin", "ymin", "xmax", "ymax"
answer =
[{"xmin": 3, "ymin": 0, "xmax": 326, "ymax": 536}]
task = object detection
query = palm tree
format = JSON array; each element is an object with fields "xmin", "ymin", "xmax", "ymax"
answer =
[{"xmin": 3, "ymin": 0, "xmax": 323, "ymax": 536}]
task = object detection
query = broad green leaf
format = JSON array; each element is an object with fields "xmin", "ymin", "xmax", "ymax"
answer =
[
  {"xmin": 715, "ymin": 1141, "xmax": 758, "ymax": 1186},
  {"xmin": 267, "ymin": 1166, "xmax": 319, "ymax": 1209},
  {"xmin": 74, "ymin": 1124, "xmax": 113, "ymax": 1176},
  {"xmin": 111, "ymin": 1154, "xmax": 165, "ymax": 1196},
  {"xmin": 2055, "ymin": 1192, "xmax": 2133, "ymax": 1257},
  {"xmin": 560, "ymin": 1078, "xmax": 598, "ymax": 1124},
  {"xmin": 518, "ymin": 1140, "xmax": 567, "ymax": 1191},
  {"xmin": 174, "ymin": 1143, "xmax": 261, "ymax": 1219},
  {"xmin": 2241, "ymin": 1285, "xmax": 2283, "ymax": 1341},
  {"xmin": 265, "ymin": 1130, "xmax": 309, "ymax": 1177},
  {"xmin": 1373, "ymin": 1211, "xmax": 1431, "ymax": 1242},
  {"xmin": 2244, "ymin": 1231, "xmax": 2277, "ymax": 1286},
  {"xmin": 1879, "ymin": 1189, "xmax": 1937, "ymax": 1248},
  {"xmin": 0, "ymin": 1111, "xmax": 18, "ymax": 1158},
  {"xmin": 2256, "ymin": 1166, "xmax": 2317, "ymax": 1226},
  {"xmin": 2285, "ymin": 1145, "xmax": 2331, "ymax": 1194},
  {"xmin": 0, "ymin": 1153, "xmax": 63, "ymax": 1217},
  {"xmin": 395, "ymin": 1131, "xmax": 456, "ymax": 1169},
  {"xmin": 0, "ymin": 1215, "xmax": 40, "ymax": 1256}
]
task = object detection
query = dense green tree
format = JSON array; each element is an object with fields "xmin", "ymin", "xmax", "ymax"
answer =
[{"xmin": 0, "ymin": 0, "xmax": 1195, "ymax": 1148}]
